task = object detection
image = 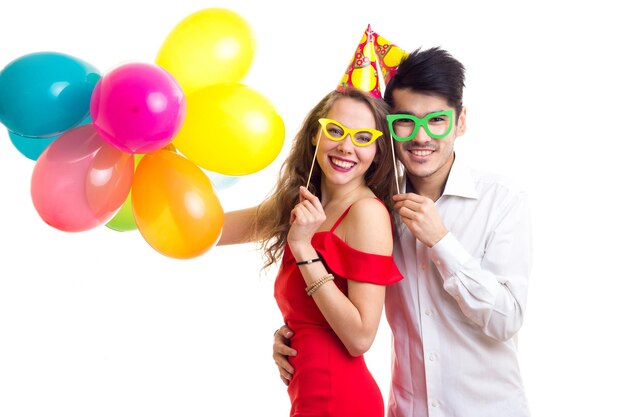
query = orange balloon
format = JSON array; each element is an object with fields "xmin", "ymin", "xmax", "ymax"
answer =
[{"xmin": 132, "ymin": 150, "xmax": 224, "ymax": 259}]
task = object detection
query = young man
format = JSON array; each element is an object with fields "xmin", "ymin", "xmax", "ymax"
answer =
[{"xmin": 274, "ymin": 47, "xmax": 532, "ymax": 417}]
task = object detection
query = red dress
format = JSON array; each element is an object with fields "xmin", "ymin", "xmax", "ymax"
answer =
[{"xmin": 274, "ymin": 202, "xmax": 403, "ymax": 417}]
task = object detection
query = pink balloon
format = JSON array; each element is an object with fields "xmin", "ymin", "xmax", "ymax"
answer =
[
  {"xmin": 31, "ymin": 124, "xmax": 134, "ymax": 232},
  {"xmin": 90, "ymin": 62, "xmax": 186, "ymax": 154}
]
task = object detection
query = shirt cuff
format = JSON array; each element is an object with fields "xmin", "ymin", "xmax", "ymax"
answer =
[{"xmin": 428, "ymin": 232, "xmax": 473, "ymax": 280}]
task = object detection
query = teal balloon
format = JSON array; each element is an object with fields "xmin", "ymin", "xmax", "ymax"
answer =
[
  {"xmin": 0, "ymin": 52, "xmax": 100, "ymax": 138},
  {"xmin": 7, "ymin": 115, "xmax": 93, "ymax": 161},
  {"xmin": 8, "ymin": 132, "xmax": 56, "ymax": 161}
]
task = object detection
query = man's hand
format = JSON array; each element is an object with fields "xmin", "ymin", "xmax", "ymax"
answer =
[
  {"xmin": 393, "ymin": 193, "xmax": 448, "ymax": 247},
  {"xmin": 273, "ymin": 325, "xmax": 297, "ymax": 385}
]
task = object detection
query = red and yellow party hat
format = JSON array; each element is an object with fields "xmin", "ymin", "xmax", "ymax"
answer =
[
  {"xmin": 337, "ymin": 25, "xmax": 382, "ymax": 98},
  {"xmin": 370, "ymin": 29, "xmax": 407, "ymax": 84}
]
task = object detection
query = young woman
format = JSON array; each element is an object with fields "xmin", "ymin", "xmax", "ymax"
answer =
[{"xmin": 219, "ymin": 87, "xmax": 402, "ymax": 417}]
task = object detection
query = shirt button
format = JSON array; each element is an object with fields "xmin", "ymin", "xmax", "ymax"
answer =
[
  {"xmin": 429, "ymin": 353, "xmax": 436, "ymax": 361},
  {"xmin": 424, "ymin": 309, "xmax": 432, "ymax": 316},
  {"xmin": 431, "ymin": 399, "xmax": 440, "ymax": 408}
]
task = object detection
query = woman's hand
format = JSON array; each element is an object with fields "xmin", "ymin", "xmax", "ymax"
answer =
[{"xmin": 287, "ymin": 186, "xmax": 325, "ymax": 250}]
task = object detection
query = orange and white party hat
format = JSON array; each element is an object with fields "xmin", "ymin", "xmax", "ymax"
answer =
[{"xmin": 337, "ymin": 25, "xmax": 382, "ymax": 98}]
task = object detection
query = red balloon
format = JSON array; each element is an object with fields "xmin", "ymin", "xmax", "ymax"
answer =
[{"xmin": 31, "ymin": 124, "xmax": 134, "ymax": 232}]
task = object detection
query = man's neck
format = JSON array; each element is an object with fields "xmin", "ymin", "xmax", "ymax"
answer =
[{"xmin": 407, "ymin": 153, "xmax": 455, "ymax": 202}]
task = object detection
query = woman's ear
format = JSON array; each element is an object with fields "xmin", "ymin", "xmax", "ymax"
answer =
[{"xmin": 311, "ymin": 129, "xmax": 320, "ymax": 146}]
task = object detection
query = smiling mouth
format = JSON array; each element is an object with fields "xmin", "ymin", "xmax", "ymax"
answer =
[
  {"xmin": 407, "ymin": 149, "xmax": 435, "ymax": 157},
  {"xmin": 330, "ymin": 157, "xmax": 356, "ymax": 170}
]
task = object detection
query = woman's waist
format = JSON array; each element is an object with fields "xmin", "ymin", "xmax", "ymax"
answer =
[{"xmin": 287, "ymin": 323, "xmax": 366, "ymax": 364}]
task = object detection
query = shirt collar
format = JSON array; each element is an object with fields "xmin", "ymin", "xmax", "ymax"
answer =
[{"xmin": 401, "ymin": 153, "xmax": 479, "ymax": 200}]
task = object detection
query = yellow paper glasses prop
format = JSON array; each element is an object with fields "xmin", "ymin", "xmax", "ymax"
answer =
[
  {"xmin": 318, "ymin": 118, "xmax": 383, "ymax": 147},
  {"xmin": 305, "ymin": 118, "xmax": 383, "ymax": 189}
]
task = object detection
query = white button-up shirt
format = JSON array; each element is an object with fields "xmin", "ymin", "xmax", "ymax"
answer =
[{"xmin": 386, "ymin": 156, "xmax": 531, "ymax": 417}]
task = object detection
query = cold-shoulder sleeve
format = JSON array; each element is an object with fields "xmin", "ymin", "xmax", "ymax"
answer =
[{"xmin": 313, "ymin": 233, "xmax": 403, "ymax": 285}]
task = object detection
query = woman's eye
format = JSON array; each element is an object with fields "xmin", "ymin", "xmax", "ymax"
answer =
[
  {"xmin": 354, "ymin": 134, "xmax": 372, "ymax": 144},
  {"xmin": 328, "ymin": 127, "xmax": 343, "ymax": 137}
]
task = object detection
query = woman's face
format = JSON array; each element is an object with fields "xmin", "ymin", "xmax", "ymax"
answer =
[{"xmin": 314, "ymin": 97, "xmax": 379, "ymax": 189}]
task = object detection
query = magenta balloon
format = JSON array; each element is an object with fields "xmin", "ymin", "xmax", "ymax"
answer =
[
  {"xmin": 90, "ymin": 62, "xmax": 186, "ymax": 154},
  {"xmin": 31, "ymin": 124, "xmax": 134, "ymax": 232}
]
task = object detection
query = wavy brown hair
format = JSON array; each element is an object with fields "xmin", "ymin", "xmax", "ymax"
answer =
[{"xmin": 255, "ymin": 88, "xmax": 394, "ymax": 269}]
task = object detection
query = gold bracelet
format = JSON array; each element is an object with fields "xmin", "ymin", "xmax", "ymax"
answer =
[{"xmin": 306, "ymin": 273, "xmax": 334, "ymax": 296}]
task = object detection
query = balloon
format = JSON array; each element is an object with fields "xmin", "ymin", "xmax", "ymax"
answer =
[
  {"xmin": 105, "ymin": 144, "xmax": 177, "ymax": 232},
  {"xmin": 0, "ymin": 52, "xmax": 100, "ymax": 137},
  {"xmin": 105, "ymin": 154, "xmax": 144, "ymax": 232},
  {"xmin": 105, "ymin": 190, "xmax": 136, "ymax": 232},
  {"xmin": 155, "ymin": 8, "xmax": 255, "ymax": 93},
  {"xmin": 90, "ymin": 62, "xmax": 186, "ymax": 154},
  {"xmin": 8, "ymin": 132, "xmax": 56, "ymax": 161},
  {"xmin": 173, "ymin": 83, "xmax": 285, "ymax": 175},
  {"xmin": 206, "ymin": 171, "xmax": 242, "ymax": 190},
  {"xmin": 132, "ymin": 150, "xmax": 224, "ymax": 259},
  {"xmin": 8, "ymin": 115, "xmax": 92, "ymax": 161},
  {"xmin": 31, "ymin": 124, "xmax": 134, "ymax": 232}
]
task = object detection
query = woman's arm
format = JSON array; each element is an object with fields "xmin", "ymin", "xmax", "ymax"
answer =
[
  {"xmin": 217, "ymin": 206, "xmax": 258, "ymax": 245},
  {"xmin": 289, "ymin": 189, "xmax": 393, "ymax": 356}
]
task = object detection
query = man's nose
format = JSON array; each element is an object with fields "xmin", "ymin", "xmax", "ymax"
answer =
[{"xmin": 413, "ymin": 125, "xmax": 431, "ymax": 143}]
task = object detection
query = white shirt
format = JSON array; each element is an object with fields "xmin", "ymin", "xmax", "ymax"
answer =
[{"xmin": 386, "ymin": 156, "xmax": 531, "ymax": 417}]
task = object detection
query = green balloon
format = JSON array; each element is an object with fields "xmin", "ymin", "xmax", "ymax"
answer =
[
  {"xmin": 106, "ymin": 154, "xmax": 144, "ymax": 232},
  {"xmin": 106, "ymin": 193, "xmax": 137, "ymax": 231}
]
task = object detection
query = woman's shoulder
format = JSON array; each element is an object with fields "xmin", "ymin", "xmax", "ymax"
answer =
[{"xmin": 341, "ymin": 197, "xmax": 393, "ymax": 256}]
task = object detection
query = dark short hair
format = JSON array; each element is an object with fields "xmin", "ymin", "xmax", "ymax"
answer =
[{"xmin": 384, "ymin": 47, "xmax": 466, "ymax": 118}]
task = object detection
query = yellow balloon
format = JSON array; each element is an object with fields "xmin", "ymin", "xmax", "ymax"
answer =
[
  {"xmin": 155, "ymin": 8, "xmax": 255, "ymax": 94},
  {"xmin": 173, "ymin": 83, "xmax": 285, "ymax": 176},
  {"xmin": 132, "ymin": 150, "xmax": 224, "ymax": 259}
]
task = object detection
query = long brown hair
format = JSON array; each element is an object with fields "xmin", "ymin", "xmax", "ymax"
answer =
[{"xmin": 255, "ymin": 88, "xmax": 394, "ymax": 269}]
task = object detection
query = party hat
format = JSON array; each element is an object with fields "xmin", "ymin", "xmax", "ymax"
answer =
[
  {"xmin": 371, "ymin": 29, "xmax": 407, "ymax": 85},
  {"xmin": 337, "ymin": 25, "xmax": 382, "ymax": 98}
]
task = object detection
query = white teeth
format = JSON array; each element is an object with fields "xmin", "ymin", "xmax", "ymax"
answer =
[
  {"xmin": 331, "ymin": 157, "xmax": 356, "ymax": 169},
  {"xmin": 409, "ymin": 149, "xmax": 434, "ymax": 157}
]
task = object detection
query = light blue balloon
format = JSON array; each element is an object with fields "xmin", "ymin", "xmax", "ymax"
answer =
[
  {"xmin": 7, "ymin": 115, "xmax": 93, "ymax": 161},
  {"xmin": 0, "ymin": 52, "xmax": 100, "ymax": 138},
  {"xmin": 206, "ymin": 171, "xmax": 242, "ymax": 190}
]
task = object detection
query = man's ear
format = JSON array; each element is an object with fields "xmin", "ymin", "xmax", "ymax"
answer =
[{"xmin": 456, "ymin": 106, "xmax": 467, "ymax": 136}]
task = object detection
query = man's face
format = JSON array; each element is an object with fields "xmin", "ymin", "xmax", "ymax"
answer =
[{"xmin": 390, "ymin": 88, "xmax": 466, "ymax": 183}]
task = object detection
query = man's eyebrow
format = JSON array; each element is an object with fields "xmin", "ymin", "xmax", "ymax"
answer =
[
  {"xmin": 391, "ymin": 110, "xmax": 417, "ymax": 116},
  {"xmin": 391, "ymin": 110, "xmax": 448, "ymax": 118}
]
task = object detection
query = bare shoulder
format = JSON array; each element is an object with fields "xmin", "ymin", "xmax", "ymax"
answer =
[{"xmin": 342, "ymin": 198, "xmax": 393, "ymax": 256}]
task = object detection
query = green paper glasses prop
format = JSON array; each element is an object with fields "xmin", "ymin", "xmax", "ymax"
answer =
[{"xmin": 387, "ymin": 110, "xmax": 454, "ymax": 141}]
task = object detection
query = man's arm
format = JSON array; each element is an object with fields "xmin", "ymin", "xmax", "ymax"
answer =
[
  {"xmin": 272, "ymin": 325, "xmax": 297, "ymax": 385},
  {"xmin": 429, "ymin": 191, "xmax": 531, "ymax": 341}
]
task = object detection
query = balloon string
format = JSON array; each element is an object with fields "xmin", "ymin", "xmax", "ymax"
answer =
[
  {"xmin": 305, "ymin": 130, "xmax": 322, "ymax": 190},
  {"xmin": 390, "ymin": 136, "xmax": 400, "ymax": 194}
]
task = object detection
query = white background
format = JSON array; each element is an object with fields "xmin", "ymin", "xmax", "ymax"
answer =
[{"xmin": 1, "ymin": 1, "xmax": 625, "ymax": 416}]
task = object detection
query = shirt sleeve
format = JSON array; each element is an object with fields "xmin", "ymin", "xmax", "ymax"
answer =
[
  {"xmin": 317, "ymin": 234, "xmax": 403, "ymax": 285},
  {"xmin": 428, "ymin": 191, "xmax": 532, "ymax": 341}
]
